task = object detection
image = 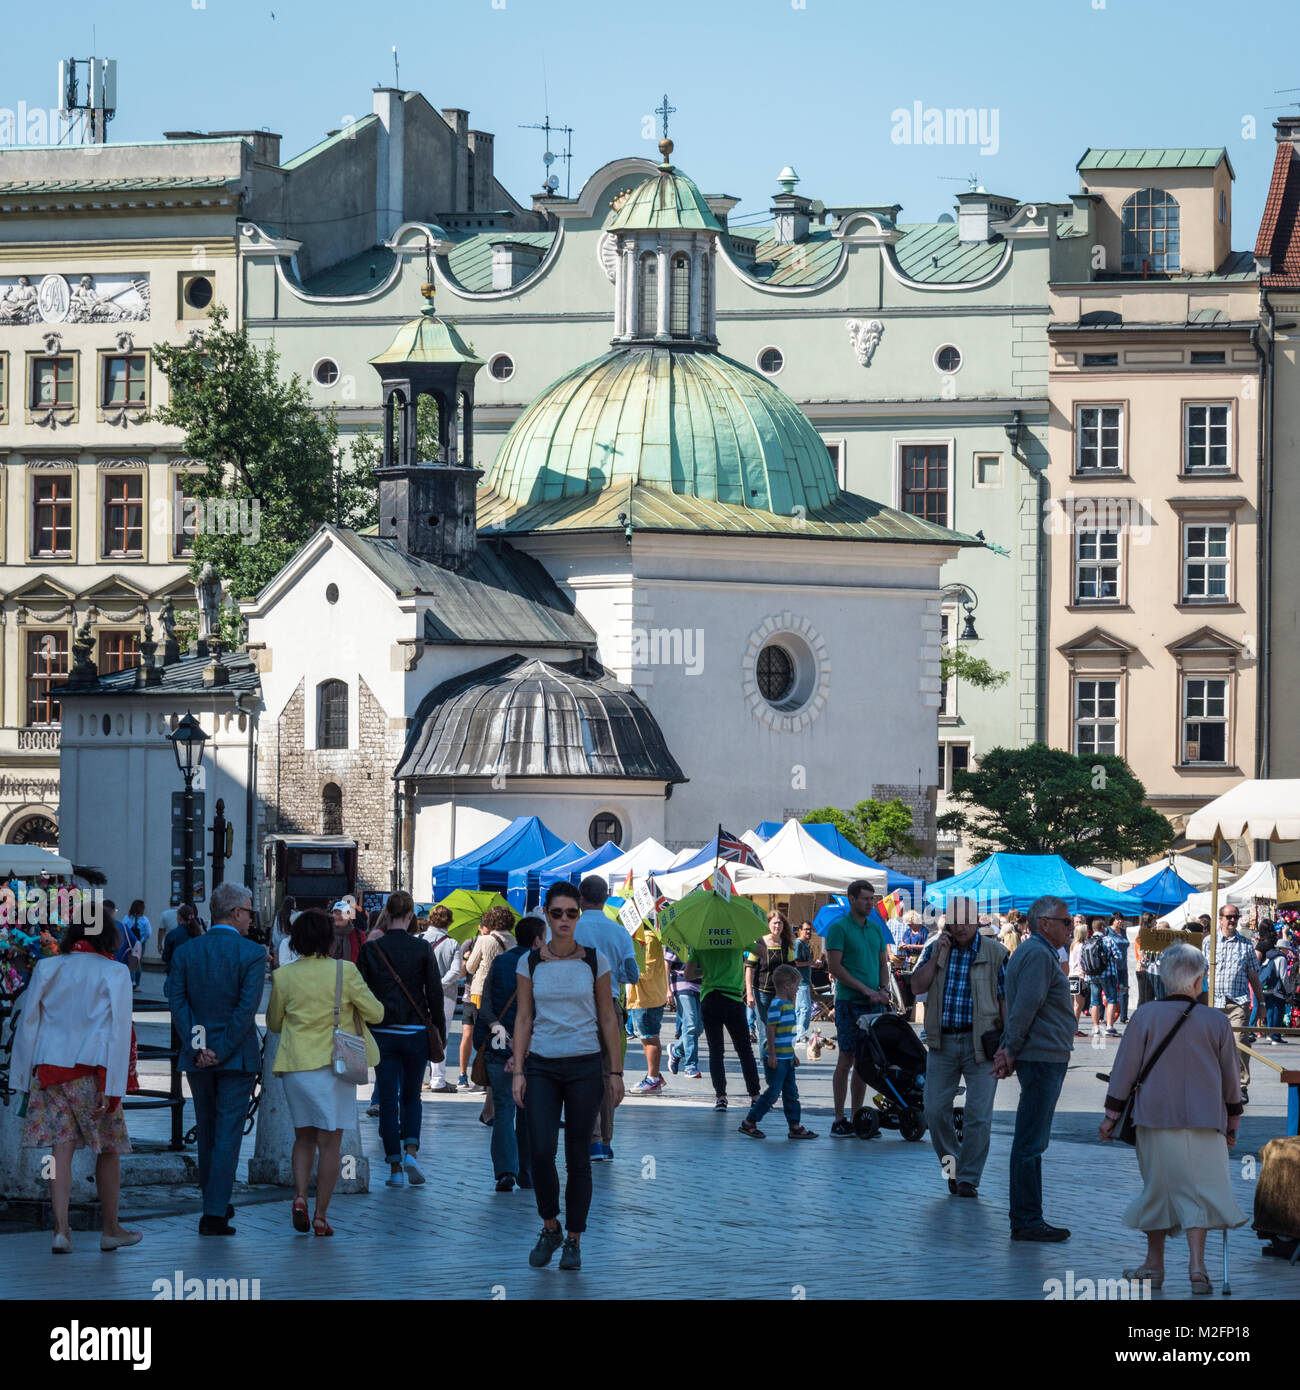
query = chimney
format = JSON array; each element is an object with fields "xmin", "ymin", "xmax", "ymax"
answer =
[
  {"xmin": 490, "ymin": 239, "xmax": 542, "ymax": 290},
  {"xmin": 770, "ymin": 166, "xmax": 810, "ymax": 245},
  {"xmin": 1277, "ymin": 115, "xmax": 1300, "ymax": 148},
  {"xmin": 373, "ymin": 87, "xmax": 407, "ymax": 243},
  {"xmin": 955, "ymin": 189, "xmax": 1017, "ymax": 243},
  {"xmin": 441, "ymin": 108, "xmax": 470, "ymax": 210},
  {"xmin": 377, "ymin": 463, "xmax": 482, "ymax": 570},
  {"xmin": 467, "ymin": 129, "xmax": 494, "ymax": 210}
]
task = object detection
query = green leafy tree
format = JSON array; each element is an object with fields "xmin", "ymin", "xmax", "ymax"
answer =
[
  {"xmin": 152, "ymin": 306, "xmax": 369, "ymax": 599},
  {"xmin": 937, "ymin": 743, "xmax": 1174, "ymax": 865},
  {"xmin": 803, "ymin": 799, "xmax": 918, "ymax": 863},
  {"xmin": 940, "ymin": 646, "xmax": 1009, "ymax": 689}
]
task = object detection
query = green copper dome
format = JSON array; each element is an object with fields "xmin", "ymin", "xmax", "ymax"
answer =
[
  {"xmin": 369, "ymin": 309, "xmax": 483, "ymax": 367},
  {"xmin": 607, "ymin": 163, "xmax": 723, "ymax": 234},
  {"xmin": 482, "ymin": 347, "xmax": 839, "ymax": 515}
]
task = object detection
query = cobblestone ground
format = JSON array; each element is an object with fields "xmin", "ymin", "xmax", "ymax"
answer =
[{"xmin": 3, "ymin": 992, "xmax": 1297, "ymax": 1302}]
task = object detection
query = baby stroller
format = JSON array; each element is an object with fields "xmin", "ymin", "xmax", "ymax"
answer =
[{"xmin": 851, "ymin": 1011, "xmax": 957, "ymax": 1143}]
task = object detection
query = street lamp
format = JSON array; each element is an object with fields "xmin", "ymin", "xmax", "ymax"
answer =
[
  {"xmin": 168, "ymin": 711, "xmax": 208, "ymax": 907},
  {"xmin": 942, "ymin": 583, "xmax": 980, "ymax": 642}
]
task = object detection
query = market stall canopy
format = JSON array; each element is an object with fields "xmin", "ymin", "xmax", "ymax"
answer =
[
  {"xmin": 1185, "ymin": 779, "xmax": 1300, "ymax": 843},
  {"xmin": 536, "ymin": 839, "xmax": 625, "ymax": 896},
  {"xmin": 651, "ymin": 859, "xmax": 718, "ymax": 902},
  {"xmin": 1074, "ymin": 865, "xmax": 1109, "ymax": 880},
  {"xmin": 924, "ymin": 853, "xmax": 1144, "ymax": 916},
  {"xmin": 0, "ymin": 844, "xmax": 74, "ymax": 877},
  {"xmin": 505, "ymin": 841, "xmax": 584, "ymax": 911},
  {"xmin": 1103, "ymin": 855, "xmax": 1227, "ymax": 891},
  {"xmin": 749, "ymin": 819, "xmax": 886, "ymax": 893},
  {"xmin": 431, "ymin": 816, "xmax": 565, "ymax": 893},
  {"xmin": 1131, "ymin": 865, "xmax": 1200, "ymax": 914},
  {"xmin": 1157, "ymin": 861, "xmax": 1278, "ymax": 928},
  {"xmin": 730, "ymin": 868, "xmax": 831, "ymax": 898},
  {"xmin": 754, "ymin": 819, "xmax": 920, "ymax": 896},
  {"xmin": 596, "ymin": 837, "xmax": 673, "ymax": 890}
]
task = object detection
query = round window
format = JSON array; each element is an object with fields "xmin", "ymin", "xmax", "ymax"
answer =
[
  {"xmin": 489, "ymin": 354, "xmax": 515, "ymax": 382},
  {"xmin": 313, "ymin": 358, "xmax": 340, "ymax": 387},
  {"xmin": 185, "ymin": 276, "xmax": 214, "ymax": 310},
  {"xmin": 757, "ymin": 346, "xmax": 784, "ymax": 375},
  {"xmin": 935, "ymin": 344, "xmax": 962, "ymax": 373},
  {"xmin": 589, "ymin": 813, "xmax": 623, "ymax": 849},
  {"xmin": 756, "ymin": 643, "xmax": 796, "ymax": 703},
  {"xmin": 325, "ymin": 583, "xmax": 339, "ymax": 605}
]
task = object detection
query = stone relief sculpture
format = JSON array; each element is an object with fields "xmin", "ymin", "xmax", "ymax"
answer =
[
  {"xmin": 0, "ymin": 272, "xmax": 150, "ymax": 324},
  {"xmin": 846, "ymin": 317, "xmax": 885, "ymax": 367}
]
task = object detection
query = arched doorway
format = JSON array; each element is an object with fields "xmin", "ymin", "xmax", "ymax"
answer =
[
  {"xmin": 321, "ymin": 783, "xmax": 343, "ymax": 836},
  {"xmin": 6, "ymin": 812, "xmax": 58, "ymax": 847}
]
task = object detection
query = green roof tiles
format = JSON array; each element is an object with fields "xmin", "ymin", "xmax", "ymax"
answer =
[
  {"xmin": 731, "ymin": 225, "xmax": 844, "ymax": 287},
  {"xmin": 0, "ymin": 176, "xmax": 233, "ymax": 195},
  {"xmin": 370, "ymin": 311, "xmax": 483, "ymax": 366},
  {"xmin": 482, "ymin": 346, "xmax": 839, "ymax": 516},
  {"xmin": 607, "ymin": 166, "xmax": 722, "ymax": 233},
  {"xmin": 1077, "ymin": 147, "xmax": 1232, "ymax": 174},
  {"xmin": 297, "ymin": 244, "xmax": 398, "ymax": 295},
  {"xmin": 892, "ymin": 222, "xmax": 1007, "ymax": 283},
  {"xmin": 442, "ymin": 231, "xmax": 555, "ymax": 292}
]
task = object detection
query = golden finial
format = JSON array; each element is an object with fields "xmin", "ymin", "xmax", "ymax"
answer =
[
  {"xmin": 658, "ymin": 137, "xmax": 674, "ymax": 166},
  {"xmin": 421, "ymin": 281, "xmax": 436, "ymax": 302}
]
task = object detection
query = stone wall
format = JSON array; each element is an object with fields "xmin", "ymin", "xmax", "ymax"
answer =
[
  {"xmin": 871, "ymin": 781, "xmax": 937, "ymax": 883},
  {"xmin": 259, "ymin": 676, "xmax": 400, "ymax": 895}
]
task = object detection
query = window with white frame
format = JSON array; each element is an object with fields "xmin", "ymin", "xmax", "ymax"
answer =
[
  {"xmin": 1184, "ymin": 403, "xmax": 1231, "ymax": 472},
  {"xmin": 825, "ymin": 441, "xmax": 845, "ymax": 487},
  {"xmin": 1073, "ymin": 678, "xmax": 1118, "ymax": 756},
  {"xmin": 1182, "ymin": 522, "xmax": 1230, "ymax": 601},
  {"xmin": 1182, "ymin": 677, "xmax": 1228, "ymax": 764},
  {"xmin": 1075, "ymin": 405, "xmax": 1123, "ymax": 473},
  {"xmin": 1074, "ymin": 529, "xmax": 1121, "ymax": 603},
  {"xmin": 938, "ymin": 607, "xmax": 957, "ymax": 717},
  {"xmin": 937, "ymin": 741, "xmax": 970, "ymax": 792}
]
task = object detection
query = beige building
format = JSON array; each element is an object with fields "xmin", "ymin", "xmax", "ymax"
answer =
[{"xmin": 1047, "ymin": 149, "xmax": 1261, "ymax": 859}]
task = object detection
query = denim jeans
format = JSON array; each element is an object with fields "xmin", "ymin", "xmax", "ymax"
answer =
[
  {"xmin": 1266, "ymin": 998, "xmax": 1287, "ymax": 1041},
  {"xmin": 373, "ymin": 1030, "xmax": 427, "ymax": 1164},
  {"xmin": 484, "ymin": 1053, "xmax": 530, "ymax": 1183},
  {"xmin": 524, "ymin": 1052, "xmax": 604, "ymax": 1234},
  {"xmin": 747, "ymin": 1056, "xmax": 800, "ymax": 1129},
  {"xmin": 669, "ymin": 990, "xmax": 701, "ymax": 1071},
  {"xmin": 187, "ymin": 1069, "xmax": 257, "ymax": 1219},
  {"xmin": 794, "ymin": 978, "xmax": 812, "ymax": 1040},
  {"xmin": 1008, "ymin": 1059, "xmax": 1068, "ymax": 1231}
]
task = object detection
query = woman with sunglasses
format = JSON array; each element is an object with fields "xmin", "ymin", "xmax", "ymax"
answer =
[{"xmin": 511, "ymin": 881, "xmax": 624, "ymax": 1271}]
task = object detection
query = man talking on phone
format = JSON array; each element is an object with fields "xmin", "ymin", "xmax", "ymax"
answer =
[{"xmin": 911, "ymin": 894, "xmax": 1008, "ymax": 1198}]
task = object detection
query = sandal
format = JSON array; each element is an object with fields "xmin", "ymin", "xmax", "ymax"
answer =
[
  {"xmin": 312, "ymin": 1215, "xmax": 334, "ymax": 1238},
  {"xmin": 787, "ymin": 1125, "xmax": 819, "ymax": 1140},
  {"xmin": 737, "ymin": 1120, "xmax": 765, "ymax": 1138},
  {"xmin": 1121, "ymin": 1266, "xmax": 1164, "ymax": 1289},
  {"xmin": 291, "ymin": 1198, "xmax": 310, "ymax": 1233},
  {"xmin": 1189, "ymin": 1268, "xmax": 1212, "ymax": 1294}
]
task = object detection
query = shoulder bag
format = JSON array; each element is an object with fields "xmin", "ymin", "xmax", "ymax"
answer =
[
  {"xmin": 330, "ymin": 959, "xmax": 370, "ymax": 1085},
  {"xmin": 374, "ymin": 940, "xmax": 445, "ymax": 1065},
  {"xmin": 1110, "ymin": 1001, "xmax": 1196, "ymax": 1145},
  {"xmin": 470, "ymin": 986, "xmax": 517, "ymax": 1087}
]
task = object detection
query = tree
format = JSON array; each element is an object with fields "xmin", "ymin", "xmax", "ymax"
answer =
[
  {"xmin": 940, "ymin": 646, "xmax": 1008, "ymax": 689},
  {"xmin": 937, "ymin": 743, "xmax": 1174, "ymax": 865},
  {"xmin": 803, "ymin": 799, "xmax": 918, "ymax": 863},
  {"xmin": 152, "ymin": 306, "xmax": 374, "ymax": 599},
  {"xmin": 348, "ymin": 392, "xmax": 440, "ymax": 495}
]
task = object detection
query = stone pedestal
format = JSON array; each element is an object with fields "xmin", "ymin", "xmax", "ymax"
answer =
[
  {"xmin": 0, "ymin": 1093, "xmax": 99, "ymax": 1203},
  {"xmin": 248, "ymin": 1031, "xmax": 369, "ymax": 1192}
]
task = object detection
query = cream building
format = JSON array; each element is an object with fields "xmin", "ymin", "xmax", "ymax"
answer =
[{"xmin": 1047, "ymin": 149, "xmax": 1261, "ymax": 860}]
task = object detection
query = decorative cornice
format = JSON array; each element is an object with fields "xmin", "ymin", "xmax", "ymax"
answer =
[
  {"xmin": 97, "ymin": 456, "xmax": 148, "ymax": 468},
  {"xmin": 25, "ymin": 456, "xmax": 76, "ymax": 468}
]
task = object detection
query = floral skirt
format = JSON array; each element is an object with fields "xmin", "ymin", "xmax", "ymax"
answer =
[{"xmin": 22, "ymin": 1073, "xmax": 132, "ymax": 1155}]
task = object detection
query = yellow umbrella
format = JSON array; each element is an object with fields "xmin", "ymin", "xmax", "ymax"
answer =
[{"xmin": 435, "ymin": 889, "xmax": 519, "ymax": 943}]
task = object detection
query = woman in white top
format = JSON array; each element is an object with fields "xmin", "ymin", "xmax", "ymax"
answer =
[
  {"xmin": 1068, "ymin": 924, "xmax": 1089, "ymax": 1035},
  {"xmin": 511, "ymin": 880, "xmax": 623, "ymax": 1272}
]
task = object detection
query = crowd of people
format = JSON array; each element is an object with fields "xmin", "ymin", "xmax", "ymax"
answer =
[{"xmin": 5, "ymin": 867, "xmax": 1294, "ymax": 1289}]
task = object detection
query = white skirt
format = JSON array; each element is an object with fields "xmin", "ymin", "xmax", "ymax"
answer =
[
  {"xmin": 1123, "ymin": 1127, "xmax": 1248, "ymax": 1237},
  {"xmin": 281, "ymin": 1065, "xmax": 357, "ymax": 1131}
]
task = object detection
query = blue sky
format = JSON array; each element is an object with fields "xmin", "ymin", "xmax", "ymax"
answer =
[{"xmin": 2, "ymin": 0, "xmax": 1296, "ymax": 242}]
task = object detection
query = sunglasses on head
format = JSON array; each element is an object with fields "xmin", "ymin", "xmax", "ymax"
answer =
[{"xmin": 548, "ymin": 907, "xmax": 580, "ymax": 920}]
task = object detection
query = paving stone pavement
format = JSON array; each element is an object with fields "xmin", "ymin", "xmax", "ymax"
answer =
[{"xmin": 6, "ymin": 1015, "xmax": 1300, "ymax": 1302}]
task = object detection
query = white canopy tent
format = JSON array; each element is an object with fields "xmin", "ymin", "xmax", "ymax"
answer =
[
  {"xmin": 1075, "ymin": 865, "xmax": 1109, "ymax": 881},
  {"xmin": 730, "ymin": 868, "xmax": 830, "ymax": 898},
  {"xmin": 745, "ymin": 819, "xmax": 886, "ymax": 894},
  {"xmin": 1157, "ymin": 861, "xmax": 1278, "ymax": 929},
  {"xmin": 596, "ymin": 837, "xmax": 672, "ymax": 889},
  {"xmin": 1104, "ymin": 855, "xmax": 1228, "ymax": 892},
  {"xmin": 0, "ymin": 844, "xmax": 74, "ymax": 877},
  {"xmin": 652, "ymin": 860, "xmax": 719, "ymax": 902}
]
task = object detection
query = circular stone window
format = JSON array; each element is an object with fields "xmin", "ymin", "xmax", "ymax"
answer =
[
  {"xmin": 757, "ymin": 346, "xmax": 784, "ymax": 375},
  {"xmin": 742, "ymin": 617, "xmax": 831, "ymax": 732},
  {"xmin": 489, "ymin": 353, "xmax": 515, "ymax": 381},
  {"xmin": 934, "ymin": 344, "xmax": 963, "ymax": 374},
  {"xmin": 185, "ymin": 276, "xmax": 214, "ymax": 310},
  {"xmin": 313, "ymin": 357, "xmax": 340, "ymax": 387},
  {"xmin": 325, "ymin": 583, "xmax": 339, "ymax": 605},
  {"xmin": 589, "ymin": 812, "xmax": 623, "ymax": 849}
]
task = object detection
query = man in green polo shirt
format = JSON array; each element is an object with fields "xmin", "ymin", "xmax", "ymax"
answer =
[{"xmin": 825, "ymin": 879, "xmax": 890, "ymax": 1137}]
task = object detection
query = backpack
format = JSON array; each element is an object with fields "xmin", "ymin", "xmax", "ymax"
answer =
[
  {"xmin": 527, "ymin": 945, "xmax": 598, "ymax": 980},
  {"xmin": 1081, "ymin": 933, "xmax": 1111, "ymax": 978},
  {"xmin": 1265, "ymin": 947, "xmax": 1299, "ymax": 1002}
]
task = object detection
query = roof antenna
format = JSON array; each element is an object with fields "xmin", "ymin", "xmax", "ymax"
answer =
[{"xmin": 392, "ymin": 45, "xmax": 399, "ymax": 88}]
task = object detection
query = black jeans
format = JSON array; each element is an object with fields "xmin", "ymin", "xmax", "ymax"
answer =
[
  {"xmin": 701, "ymin": 990, "xmax": 761, "ymax": 1098},
  {"xmin": 373, "ymin": 1030, "xmax": 427, "ymax": 1164},
  {"xmin": 524, "ymin": 1052, "xmax": 604, "ymax": 1234}
]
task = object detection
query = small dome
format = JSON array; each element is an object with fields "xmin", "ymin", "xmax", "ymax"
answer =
[
  {"xmin": 483, "ymin": 346, "xmax": 839, "ymax": 516},
  {"xmin": 607, "ymin": 165, "xmax": 722, "ymax": 234},
  {"xmin": 369, "ymin": 310, "xmax": 483, "ymax": 367}
]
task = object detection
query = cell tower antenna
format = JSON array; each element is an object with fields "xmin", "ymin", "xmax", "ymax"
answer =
[{"xmin": 56, "ymin": 55, "xmax": 116, "ymax": 145}]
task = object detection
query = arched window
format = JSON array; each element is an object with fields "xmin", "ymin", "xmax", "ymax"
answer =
[
  {"xmin": 670, "ymin": 254, "xmax": 690, "ymax": 337},
  {"xmin": 699, "ymin": 251, "xmax": 711, "ymax": 334},
  {"xmin": 638, "ymin": 252, "xmax": 658, "ymax": 337},
  {"xmin": 322, "ymin": 783, "xmax": 343, "ymax": 835},
  {"xmin": 1121, "ymin": 189, "xmax": 1180, "ymax": 273},
  {"xmin": 317, "ymin": 679, "xmax": 348, "ymax": 749}
]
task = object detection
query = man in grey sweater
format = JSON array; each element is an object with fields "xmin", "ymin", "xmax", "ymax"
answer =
[{"xmin": 993, "ymin": 894, "xmax": 1076, "ymax": 1242}]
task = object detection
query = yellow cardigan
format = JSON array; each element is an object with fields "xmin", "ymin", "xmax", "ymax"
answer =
[{"xmin": 267, "ymin": 957, "xmax": 385, "ymax": 1074}]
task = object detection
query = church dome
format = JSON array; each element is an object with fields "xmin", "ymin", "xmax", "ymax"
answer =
[
  {"xmin": 482, "ymin": 346, "xmax": 839, "ymax": 515},
  {"xmin": 607, "ymin": 155, "xmax": 722, "ymax": 233}
]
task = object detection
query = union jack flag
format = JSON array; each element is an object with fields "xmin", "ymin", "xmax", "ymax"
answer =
[{"xmin": 716, "ymin": 826, "xmax": 763, "ymax": 870}]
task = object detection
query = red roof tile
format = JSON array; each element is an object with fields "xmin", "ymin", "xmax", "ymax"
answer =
[{"xmin": 1258, "ymin": 141, "xmax": 1300, "ymax": 287}]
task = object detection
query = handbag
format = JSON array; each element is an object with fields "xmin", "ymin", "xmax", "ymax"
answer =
[
  {"xmin": 470, "ymin": 988, "xmax": 517, "ymax": 1086},
  {"xmin": 1111, "ymin": 1001, "xmax": 1196, "ymax": 1145},
  {"xmin": 330, "ymin": 959, "xmax": 370, "ymax": 1085},
  {"xmin": 374, "ymin": 939, "xmax": 445, "ymax": 1064}
]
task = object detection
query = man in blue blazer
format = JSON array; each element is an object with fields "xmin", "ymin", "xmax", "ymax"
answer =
[{"xmin": 167, "ymin": 880, "xmax": 266, "ymax": 1236}]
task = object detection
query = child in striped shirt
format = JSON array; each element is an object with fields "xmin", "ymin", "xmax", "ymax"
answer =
[{"xmin": 738, "ymin": 965, "xmax": 818, "ymax": 1140}]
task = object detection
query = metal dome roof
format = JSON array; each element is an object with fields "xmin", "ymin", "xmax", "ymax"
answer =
[
  {"xmin": 481, "ymin": 346, "xmax": 840, "ymax": 515},
  {"xmin": 395, "ymin": 655, "xmax": 687, "ymax": 783},
  {"xmin": 607, "ymin": 164, "xmax": 722, "ymax": 234}
]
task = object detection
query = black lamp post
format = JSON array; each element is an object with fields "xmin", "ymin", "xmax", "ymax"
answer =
[
  {"xmin": 941, "ymin": 583, "xmax": 980, "ymax": 642},
  {"xmin": 168, "ymin": 711, "xmax": 208, "ymax": 907}
]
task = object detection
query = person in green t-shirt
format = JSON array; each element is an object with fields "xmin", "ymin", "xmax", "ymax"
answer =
[
  {"xmin": 687, "ymin": 946, "xmax": 762, "ymax": 1113},
  {"xmin": 824, "ymin": 880, "xmax": 891, "ymax": 1137}
]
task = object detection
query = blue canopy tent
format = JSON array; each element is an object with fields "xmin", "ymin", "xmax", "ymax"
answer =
[
  {"xmin": 754, "ymin": 820, "xmax": 922, "ymax": 897},
  {"xmin": 431, "ymin": 816, "xmax": 565, "ymax": 894},
  {"xmin": 924, "ymin": 854, "xmax": 1144, "ymax": 916},
  {"xmin": 536, "ymin": 840, "xmax": 625, "ymax": 896},
  {"xmin": 506, "ymin": 841, "xmax": 584, "ymax": 912},
  {"xmin": 1132, "ymin": 865, "xmax": 1198, "ymax": 915}
]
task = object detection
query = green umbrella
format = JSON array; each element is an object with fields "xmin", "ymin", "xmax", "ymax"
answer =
[
  {"xmin": 657, "ymin": 887, "xmax": 766, "ymax": 958},
  {"xmin": 434, "ymin": 889, "xmax": 519, "ymax": 943}
]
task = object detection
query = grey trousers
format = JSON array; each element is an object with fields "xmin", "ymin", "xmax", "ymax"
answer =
[
  {"xmin": 1221, "ymin": 1001, "xmax": 1251, "ymax": 1086},
  {"xmin": 924, "ymin": 1032, "xmax": 998, "ymax": 1189}
]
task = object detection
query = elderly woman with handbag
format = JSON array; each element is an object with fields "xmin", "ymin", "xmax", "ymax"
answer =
[
  {"xmin": 1099, "ymin": 941, "xmax": 1246, "ymax": 1294},
  {"xmin": 267, "ymin": 908, "xmax": 384, "ymax": 1236}
]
